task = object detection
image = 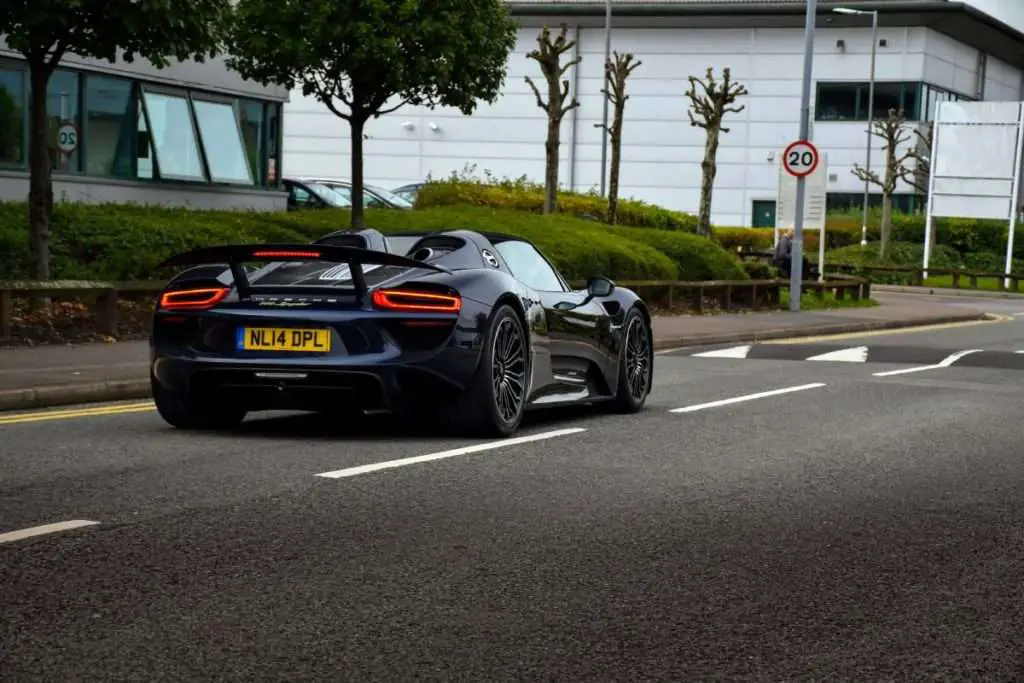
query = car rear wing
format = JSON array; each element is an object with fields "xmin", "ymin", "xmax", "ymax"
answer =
[{"xmin": 156, "ymin": 243, "xmax": 449, "ymax": 299}]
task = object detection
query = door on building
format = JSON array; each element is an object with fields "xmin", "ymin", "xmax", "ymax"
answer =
[{"xmin": 751, "ymin": 200, "xmax": 776, "ymax": 228}]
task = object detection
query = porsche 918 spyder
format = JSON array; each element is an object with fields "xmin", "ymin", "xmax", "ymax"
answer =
[{"xmin": 150, "ymin": 228, "xmax": 654, "ymax": 437}]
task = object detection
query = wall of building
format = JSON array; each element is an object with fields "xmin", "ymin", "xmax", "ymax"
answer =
[{"xmin": 281, "ymin": 23, "xmax": 1021, "ymax": 227}]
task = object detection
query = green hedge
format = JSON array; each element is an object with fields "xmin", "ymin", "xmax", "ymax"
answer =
[
  {"xmin": 0, "ymin": 201, "xmax": 747, "ymax": 283},
  {"xmin": 415, "ymin": 177, "xmax": 700, "ymax": 233},
  {"xmin": 713, "ymin": 215, "xmax": 1024, "ymax": 260}
]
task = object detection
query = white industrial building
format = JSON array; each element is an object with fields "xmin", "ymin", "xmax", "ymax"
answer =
[{"xmin": 281, "ymin": 0, "xmax": 1024, "ymax": 227}]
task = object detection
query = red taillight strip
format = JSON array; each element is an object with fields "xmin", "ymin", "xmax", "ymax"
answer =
[
  {"xmin": 371, "ymin": 289, "xmax": 461, "ymax": 313},
  {"xmin": 159, "ymin": 287, "xmax": 229, "ymax": 311},
  {"xmin": 252, "ymin": 250, "xmax": 321, "ymax": 259}
]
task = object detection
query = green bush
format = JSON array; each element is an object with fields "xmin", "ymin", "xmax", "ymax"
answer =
[
  {"xmin": 609, "ymin": 226, "xmax": 749, "ymax": 281},
  {"xmin": 415, "ymin": 173, "xmax": 700, "ymax": 232},
  {"xmin": 0, "ymin": 201, "xmax": 752, "ymax": 283},
  {"xmin": 827, "ymin": 242, "xmax": 963, "ymax": 270}
]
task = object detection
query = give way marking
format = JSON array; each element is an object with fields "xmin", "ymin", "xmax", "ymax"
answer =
[
  {"xmin": 872, "ymin": 349, "xmax": 983, "ymax": 377},
  {"xmin": 316, "ymin": 427, "xmax": 586, "ymax": 479}
]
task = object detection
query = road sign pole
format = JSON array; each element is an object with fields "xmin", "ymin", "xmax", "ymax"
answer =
[{"xmin": 790, "ymin": 0, "xmax": 817, "ymax": 312}]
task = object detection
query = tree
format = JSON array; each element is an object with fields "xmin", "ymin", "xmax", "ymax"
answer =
[
  {"xmin": 594, "ymin": 51, "xmax": 641, "ymax": 226},
  {"xmin": 525, "ymin": 25, "xmax": 581, "ymax": 214},
  {"xmin": 852, "ymin": 107, "xmax": 922, "ymax": 258},
  {"xmin": 228, "ymin": 0, "xmax": 517, "ymax": 230},
  {"xmin": 685, "ymin": 67, "xmax": 748, "ymax": 238},
  {"xmin": 0, "ymin": 0, "xmax": 233, "ymax": 280}
]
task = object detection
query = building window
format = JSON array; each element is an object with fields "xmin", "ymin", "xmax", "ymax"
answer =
[
  {"xmin": 47, "ymin": 69, "xmax": 81, "ymax": 172},
  {"xmin": 921, "ymin": 83, "xmax": 974, "ymax": 121},
  {"xmin": 816, "ymin": 82, "xmax": 921, "ymax": 121},
  {"xmin": 239, "ymin": 99, "xmax": 265, "ymax": 185},
  {"xmin": 266, "ymin": 103, "xmax": 280, "ymax": 186},
  {"xmin": 139, "ymin": 88, "xmax": 205, "ymax": 182},
  {"xmin": 0, "ymin": 62, "xmax": 281, "ymax": 188},
  {"xmin": 84, "ymin": 74, "xmax": 135, "ymax": 178},
  {"xmin": 0, "ymin": 67, "xmax": 26, "ymax": 166},
  {"xmin": 193, "ymin": 98, "xmax": 253, "ymax": 185}
]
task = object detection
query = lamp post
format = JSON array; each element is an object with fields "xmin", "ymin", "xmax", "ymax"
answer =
[
  {"xmin": 599, "ymin": 0, "xmax": 612, "ymax": 197},
  {"xmin": 833, "ymin": 7, "xmax": 878, "ymax": 246}
]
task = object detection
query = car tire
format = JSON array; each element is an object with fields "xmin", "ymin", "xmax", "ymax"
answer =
[
  {"xmin": 151, "ymin": 374, "xmax": 247, "ymax": 430},
  {"xmin": 609, "ymin": 306, "xmax": 653, "ymax": 413},
  {"xmin": 440, "ymin": 304, "xmax": 528, "ymax": 438}
]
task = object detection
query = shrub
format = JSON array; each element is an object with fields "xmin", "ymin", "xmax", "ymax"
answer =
[
  {"xmin": 0, "ymin": 201, "xmax": 756, "ymax": 283},
  {"xmin": 827, "ymin": 242, "xmax": 963, "ymax": 270},
  {"xmin": 609, "ymin": 227, "xmax": 749, "ymax": 281},
  {"xmin": 741, "ymin": 261, "xmax": 779, "ymax": 280},
  {"xmin": 415, "ymin": 174, "xmax": 700, "ymax": 232},
  {"xmin": 713, "ymin": 227, "xmax": 821, "ymax": 255}
]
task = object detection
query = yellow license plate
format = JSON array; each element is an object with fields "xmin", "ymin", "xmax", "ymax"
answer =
[{"xmin": 237, "ymin": 327, "xmax": 332, "ymax": 352}]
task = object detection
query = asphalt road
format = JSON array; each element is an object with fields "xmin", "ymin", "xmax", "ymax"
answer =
[{"xmin": 4, "ymin": 313, "xmax": 1024, "ymax": 681}]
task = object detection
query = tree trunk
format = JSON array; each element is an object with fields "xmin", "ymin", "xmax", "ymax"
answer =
[
  {"xmin": 607, "ymin": 103, "xmax": 624, "ymax": 226},
  {"xmin": 28, "ymin": 64, "xmax": 54, "ymax": 281},
  {"xmin": 697, "ymin": 128, "xmax": 720, "ymax": 238},
  {"xmin": 349, "ymin": 116, "xmax": 366, "ymax": 230},
  {"xmin": 543, "ymin": 112, "xmax": 560, "ymax": 214},
  {"xmin": 880, "ymin": 193, "xmax": 893, "ymax": 260}
]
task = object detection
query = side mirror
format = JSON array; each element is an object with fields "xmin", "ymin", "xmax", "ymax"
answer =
[{"xmin": 586, "ymin": 276, "xmax": 615, "ymax": 298}]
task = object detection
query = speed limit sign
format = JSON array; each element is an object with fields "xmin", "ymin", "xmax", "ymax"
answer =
[
  {"xmin": 57, "ymin": 122, "xmax": 78, "ymax": 155},
  {"xmin": 782, "ymin": 139, "xmax": 819, "ymax": 177}
]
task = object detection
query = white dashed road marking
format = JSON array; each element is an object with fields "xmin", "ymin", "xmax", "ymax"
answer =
[
  {"xmin": 316, "ymin": 427, "xmax": 587, "ymax": 479},
  {"xmin": 0, "ymin": 520, "xmax": 101, "ymax": 545},
  {"xmin": 691, "ymin": 345, "xmax": 752, "ymax": 359},
  {"xmin": 872, "ymin": 349, "xmax": 985, "ymax": 377},
  {"xmin": 669, "ymin": 383, "xmax": 827, "ymax": 414}
]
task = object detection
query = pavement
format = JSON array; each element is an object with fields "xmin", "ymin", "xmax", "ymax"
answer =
[
  {"xmin": 4, "ymin": 309, "xmax": 1024, "ymax": 680},
  {"xmin": 0, "ymin": 291, "xmax": 999, "ymax": 412}
]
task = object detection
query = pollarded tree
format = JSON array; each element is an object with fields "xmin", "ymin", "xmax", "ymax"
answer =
[
  {"xmin": 685, "ymin": 67, "xmax": 748, "ymax": 238},
  {"xmin": 0, "ymin": 0, "xmax": 233, "ymax": 280},
  {"xmin": 525, "ymin": 25, "xmax": 581, "ymax": 214},
  {"xmin": 852, "ymin": 107, "xmax": 922, "ymax": 258},
  {"xmin": 595, "ymin": 51, "xmax": 641, "ymax": 226},
  {"xmin": 228, "ymin": 0, "xmax": 517, "ymax": 230}
]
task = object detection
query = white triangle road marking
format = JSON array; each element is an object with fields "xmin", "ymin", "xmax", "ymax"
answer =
[
  {"xmin": 691, "ymin": 345, "xmax": 752, "ymax": 359},
  {"xmin": 806, "ymin": 346, "xmax": 869, "ymax": 363}
]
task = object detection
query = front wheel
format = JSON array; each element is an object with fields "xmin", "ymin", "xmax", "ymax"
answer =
[
  {"xmin": 440, "ymin": 304, "xmax": 528, "ymax": 438},
  {"xmin": 151, "ymin": 374, "xmax": 247, "ymax": 430},
  {"xmin": 610, "ymin": 307, "xmax": 653, "ymax": 413}
]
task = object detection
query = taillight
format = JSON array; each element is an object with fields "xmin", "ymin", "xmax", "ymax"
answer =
[
  {"xmin": 252, "ymin": 250, "xmax": 321, "ymax": 259},
  {"xmin": 371, "ymin": 288, "xmax": 461, "ymax": 313},
  {"xmin": 159, "ymin": 287, "xmax": 229, "ymax": 311}
]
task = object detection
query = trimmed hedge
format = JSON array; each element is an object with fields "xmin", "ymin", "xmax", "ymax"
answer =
[
  {"xmin": 0, "ymin": 201, "xmax": 747, "ymax": 283},
  {"xmin": 714, "ymin": 215, "xmax": 1024, "ymax": 261},
  {"xmin": 415, "ymin": 177, "xmax": 700, "ymax": 233}
]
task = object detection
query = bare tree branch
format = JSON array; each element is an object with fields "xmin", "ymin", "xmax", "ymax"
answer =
[
  {"xmin": 685, "ymin": 66, "xmax": 748, "ymax": 236},
  {"xmin": 526, "ymin": 24, "xmax": 581, "ymax": 213}
]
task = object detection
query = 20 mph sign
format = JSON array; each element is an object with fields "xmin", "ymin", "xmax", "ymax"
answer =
[{"xmin": 782, "ymin": 140, "xmax": 819, "ymax": 177}]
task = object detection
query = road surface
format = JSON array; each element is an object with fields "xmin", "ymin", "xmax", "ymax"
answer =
[{"xmin": 3, "ymin": 310, "xmax": 1024, "ymax": 681}]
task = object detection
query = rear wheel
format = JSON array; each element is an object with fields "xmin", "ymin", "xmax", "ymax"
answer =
[
  {"xmin": 610, "ymin": 307, "xmax": 653, "ymax": 413},
  {"xmin": 151, "ymin": 374, "xmax": 247, "ymax": 430},
  {"xmin": 440, "ymin": 304, "xmax": 528, "ymax": 438}
]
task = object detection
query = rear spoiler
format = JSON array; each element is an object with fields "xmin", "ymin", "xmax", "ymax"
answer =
[{"xmin": 157, "ymin": 243, "xmax": 449, "ymax": 300}]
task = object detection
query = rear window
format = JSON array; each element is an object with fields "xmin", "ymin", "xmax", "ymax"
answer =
[{"xmin": 249, "ymin": 262, "xmax": 412, "ymax": 287}]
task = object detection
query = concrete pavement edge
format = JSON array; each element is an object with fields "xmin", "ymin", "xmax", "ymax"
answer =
[
  {"xmin": 0, "ymin": 379, "xmax": 151, "ymax": 413},
  {"xmin": 0, "ymin": 311, "xmax": 996, "ymax": 413},
  {"xmin": 872, "ymin": 285, "xmax": 1024, "ymax": 300},
  {"xmin": 651, "ymin": 311, "xmax": 994, "ymax": 351}
]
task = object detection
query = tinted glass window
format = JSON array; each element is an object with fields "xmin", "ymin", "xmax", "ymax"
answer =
[{"xmin": 495, "ymin": 241, "xmax": 564, "ymax": 291}]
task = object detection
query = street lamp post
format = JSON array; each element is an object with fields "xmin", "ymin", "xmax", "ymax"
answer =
[
  {"xmin": 834, "ymin": 7, "xmax": 878, "ymax": 246},
  {"xmin": 599, "ymin": 0, "xmax": 612, "ymax": 197}
]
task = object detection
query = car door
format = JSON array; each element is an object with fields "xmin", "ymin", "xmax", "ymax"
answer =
[
  {"xmin": 283, "ymin": 179, "xmax": 325, "ymax": 211},
  {"xmin": 493, "ymin": 240, "xmax": 616, "ymax": 396}
]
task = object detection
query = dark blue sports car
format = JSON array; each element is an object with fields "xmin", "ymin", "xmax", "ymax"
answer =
[{"xmin": 150, "ymin": 228, "xmax": 654, "ymax": 437}]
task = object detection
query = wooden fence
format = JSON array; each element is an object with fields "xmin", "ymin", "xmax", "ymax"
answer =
[{"xmin": 1, "ymin": 275, "xmax": 872, "ymax": 340}]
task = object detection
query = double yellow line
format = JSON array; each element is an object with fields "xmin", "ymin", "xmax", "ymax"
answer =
[{"xmin": 0, "ymin": 401, "xmax": 155, "ymax": 426}]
